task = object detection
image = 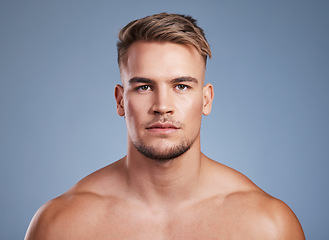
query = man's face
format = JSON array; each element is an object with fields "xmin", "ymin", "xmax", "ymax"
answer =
[{"xmin": 116, "ymin": 41, "xmax": 213, "ymax": 160}]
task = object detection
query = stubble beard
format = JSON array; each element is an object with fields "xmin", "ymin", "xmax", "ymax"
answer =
[
  {"xmin": 131, "ymin": 115, "xmax": 200, "ymax": 162},
  {"xmin": 133, "ymin": 137, "xmax": 197, "ymax": 162}
]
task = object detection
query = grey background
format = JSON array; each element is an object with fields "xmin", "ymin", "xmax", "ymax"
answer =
[{"xmin": 1, "ymin": 0, "xmax": 328, "ymax": 239}]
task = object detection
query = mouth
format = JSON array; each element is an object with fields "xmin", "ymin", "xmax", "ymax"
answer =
[{"xmin": 146, "ymin": 122, "xmax": 180, "ymax": 134}]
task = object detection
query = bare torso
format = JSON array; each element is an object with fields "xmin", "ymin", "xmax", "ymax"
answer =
[{"xmin": 25, "ymin": 156, "xmax": 304, "ymax": 239}]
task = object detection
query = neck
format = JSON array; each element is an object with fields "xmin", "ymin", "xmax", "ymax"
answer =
[{"xmin": 124, "ymin": 140, "xmax": 206, "ymax": 208}]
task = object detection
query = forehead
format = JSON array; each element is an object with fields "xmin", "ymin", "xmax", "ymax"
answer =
[{"xmin": 120, "ymin": 41, "xmax": 205, "ymax": 84}]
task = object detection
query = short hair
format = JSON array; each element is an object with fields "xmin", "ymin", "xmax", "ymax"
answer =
[{"xmin": 117, "ymin": 12, "xmax": 212, "ymax": 68}]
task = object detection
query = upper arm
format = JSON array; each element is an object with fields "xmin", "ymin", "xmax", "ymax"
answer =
[
  {"xmin": 25, "ymin": 192, "xmax": 108, "ymax": 240},
  {"xmin": 25, "ymin": 203, "xmax": 52, "ymax": 240},
  {"xmin": 227, "ymin": 190, "xmax": 305, "ymax": 240},
  {"xmin": 269, "ymin": 199, "xmax": 305, "ymax": 240},
  {"xmin": 24, "ymin": 198, "xmax": 67, "ymax": 240}
]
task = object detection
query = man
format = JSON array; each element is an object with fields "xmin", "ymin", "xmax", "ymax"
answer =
[{"xmin": 25, "ymin": 13, "xmax": 305, "ymax": 239}]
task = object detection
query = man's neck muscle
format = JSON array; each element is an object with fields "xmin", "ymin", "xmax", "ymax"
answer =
[{"xmin": 124, "ymin": 143, "xmax": 206, "ymax": 208}]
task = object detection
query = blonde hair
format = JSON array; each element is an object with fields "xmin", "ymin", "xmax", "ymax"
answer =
[{"xmin": 117, "ymin": 12, "xmax": 211, "ymax": 67}]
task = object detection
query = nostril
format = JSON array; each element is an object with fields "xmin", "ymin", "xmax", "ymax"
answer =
[
  {"xmin": 153, "ymin": 110, "xmax": 173, "ymax": 115},
  {"xmin": 151, "ymin": 95, "xmax": 174, "ymax": 114}
]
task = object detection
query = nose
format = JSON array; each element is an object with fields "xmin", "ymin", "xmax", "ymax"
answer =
[{"xmin": 151, "ymin": 88, "xmax": 174, "ymax": 115}]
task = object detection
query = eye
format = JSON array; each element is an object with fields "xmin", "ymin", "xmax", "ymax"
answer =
[
  {"xmin": 175, "ymin": 84, "xmax": 190, "ymax": 91},
  {"xmin": 137, "ymin": 85, "xmax": 151, "ymax": 91}
]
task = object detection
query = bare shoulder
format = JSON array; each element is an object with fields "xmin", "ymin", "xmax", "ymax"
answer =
[
  {"xmin": 223, "ymin": 190, "xmax": 305, "ymax": 239},
  {"xmin": 205, "ymin": 158, "xmax": 305, "ymax": 239},
  {"xmin": 25, "ymin": 160, "xmax": 126, "ymax": 240}
]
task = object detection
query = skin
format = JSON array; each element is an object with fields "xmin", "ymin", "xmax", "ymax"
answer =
[{"xmin": 25, "ymin": 41, "xmax": 305, "ymax": 240}]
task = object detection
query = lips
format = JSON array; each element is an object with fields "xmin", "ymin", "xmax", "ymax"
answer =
[
  {"xmin": 146, "ymin": 122, "xmax": 180, "ymax": 134},
  {"xmin": 147, "ymin": 122, "xmax": 179, "ymax": 129}
]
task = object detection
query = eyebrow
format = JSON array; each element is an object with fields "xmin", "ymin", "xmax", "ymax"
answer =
[
  {"xmin": 128, "ymin": 77, "xmax": 153, "ymax": 85},
  {"xmin": 170, "ymin": 76, "xmax": 199, "ymax": 84},
  {"xmin": 128, "ymin": 76, "xmax": 199, "ymax": 85}
]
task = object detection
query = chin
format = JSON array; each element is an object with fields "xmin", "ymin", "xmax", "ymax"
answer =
[{"xmin": 133, "ymin": 138, "xmax": 194, "ymax": 161}]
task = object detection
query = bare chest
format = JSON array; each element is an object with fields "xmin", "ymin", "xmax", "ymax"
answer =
[
  {"xmin": 75, "ymin": 205, "xmax": 247, "ymax": 240},
  {"xmin": 86, "ymin": 217, "xmax": 226, "ymax": 239}
]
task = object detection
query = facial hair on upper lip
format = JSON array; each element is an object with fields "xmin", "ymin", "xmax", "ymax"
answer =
[{"xmin": 144, "ymin": 116, "xmax": 183, "ymax": 129}]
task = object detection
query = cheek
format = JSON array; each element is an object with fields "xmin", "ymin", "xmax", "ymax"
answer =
[
  {"xmin": 124, "ymin": 96, "xmax": 149, "ymax": 129},
  {"xmin": 124, "ymin": 98, "xmax": 138, "ymax": 133},
  {"xmin": 176, "ymin": 95, "xmax": 203, "ymax": 123}
]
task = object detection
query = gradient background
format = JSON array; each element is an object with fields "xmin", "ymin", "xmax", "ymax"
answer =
[{"xmin": 1, "ymin": 0, "xmax": 328, "ymax": 239}]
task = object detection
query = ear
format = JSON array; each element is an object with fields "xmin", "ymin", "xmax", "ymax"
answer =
[
  {"xmin": 114, "ymin": 84, "xmax": 125, "ymax": 117},
  {"xmin": 202, "ymin": 83, "xmax": 214, "ymax": 116}
]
